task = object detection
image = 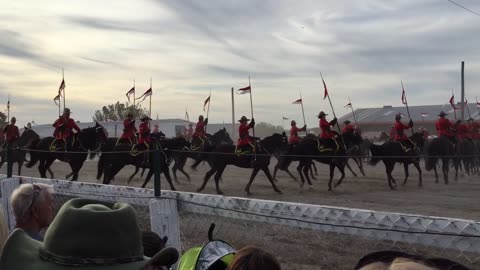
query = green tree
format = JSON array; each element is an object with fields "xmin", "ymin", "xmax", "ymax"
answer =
[{"xmin": 92, "ymin": 101, "xmax": 147, "ymax": 122}]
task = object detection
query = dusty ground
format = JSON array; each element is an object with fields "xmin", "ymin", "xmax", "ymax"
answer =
[{"xmin": 2, "ymin": 159, "xmax": 479, "ymax": 269}]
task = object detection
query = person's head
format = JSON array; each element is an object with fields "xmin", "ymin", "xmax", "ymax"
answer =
[
  {"xmin": 26, "ymin": 122, "xmax": 32, "ymax": 129},
  {"xmin": 10, "ymin": 117, "xmax": 16, "ymax": 124},
  {"xmin": 291, "ymin": 120, "xmax": 296, "ymax": 127},
  {"xmin": 0, "ymin": 207, "xmax": 8, "ymax": 254},
  {"xmin": 63, "ymin": 108, "xmax": 71, "ymax": 118},
  {"xmin": 344, "ymin": 120, "xmax": 351, "ymax": 125},
  {"xmin": 355, "ymin": 250, "xmax": 470, "ymax": 270},
  {"xmin": 127, "ymin": 112, "xmax": 133, "ymax": 119},
  {"xmin": 141, "ymin": 115, "xmax": 152, "ymax": 123},
  {"xmin": 199, "ymin": 115, "xmax": 204, "ymax": 122},
  {"xmin": 438, "ymin": 111, "xmax": 447, "ymax": 118},
  {"xmin": 317, "ymin": 111, "xmax": 327, "ymax": 119},
  {"xmin": 238, "ymin": 116, "xmax": 249, "ymax": 124},
  {"xmin": 0, "ymin": 198, "xmax": 179, "ymax": 269},
  {"xmin": 227, "ymin": 246, "xmax": 281, "ymax": 270},
  {"xmin": 10, "ymin": 183, "xmax": 55, "ymax": 229},
  {"xmin": 395, "ymin": 114, "xmax": 401, "ymax": 121}
]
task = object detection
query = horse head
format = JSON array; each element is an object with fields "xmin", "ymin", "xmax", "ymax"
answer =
[
  {"xmin": 17, "ymin": 127, "xmax": 40, "ymax": 148},
  {"xmin": 343, "ymin": 131, "xmax": 363, "ymax": 147},
  {"xmin": 410, "ymin": 132, "xmax": 425, "ymax": 150},
  {"xmin": 79, "ymin": 122, "xmax": 107, "ymax": 151},
  {"xmin": 211, "ymin": 128, "xmax": 233, "ymax": 145},
  {"xmin": 260, "ymin": 132, "xmax": 288, "ymax": 154}
]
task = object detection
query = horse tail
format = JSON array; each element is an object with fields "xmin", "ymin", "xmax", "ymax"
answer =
[
  {"xmin": 25, "ymin": 147, "xmax": 39, "ymax": 168},
  {"xmin": 425, "ymin": 155, "xmax": 437, "ymax": 171},
  {"xmin": 89, "ymin": 151, "xmax": 97, "ymax": 160},
  {"xmin": 96, "ymin": 154, "xmax": 104, "ymax": 180},
  {"xmin": 368, "ymin": 144, "xmax": 382, "ymax": 166}
]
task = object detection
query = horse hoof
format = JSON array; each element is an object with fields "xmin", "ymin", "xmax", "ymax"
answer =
[
  {"xmin": 196, "ymin": 188, "xmax": 203, "ymax": 193},
  {"xmin": 328, "ymin": 187, "xmax": 332, "ymax": 191}
]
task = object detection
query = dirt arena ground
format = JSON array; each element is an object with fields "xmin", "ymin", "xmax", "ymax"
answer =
[
  {"xmin": 3, "ymin": 159, "xmax": 479, "ymax": 220},
  {"xmin": 2, "ymin": 160, "xmax": 479, "ymax": 269}
]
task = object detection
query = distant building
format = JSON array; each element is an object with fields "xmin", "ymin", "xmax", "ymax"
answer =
[{"xmin": 338, "ymin": 103, "xmax": 480, "ymax": 138}]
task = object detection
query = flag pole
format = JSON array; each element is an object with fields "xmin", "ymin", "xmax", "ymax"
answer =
[
  {"xmin": 248, "ymin": 76, "xmax": 255, "ymax": 137},
  {"xmin": 133, "ymin": 80, "xmax": 136, "ymax": 116},
  {"xmin": 206, "ymin": 89, "xmax": 212, "ymax": 131},
  {"xmin": 231, "ymin": 87, "xmax": 235, "ymax": 141},
  {"xmin": 62, "ymin": 69, "xmax": 65, "ymax": 110},
  {"xmin": 300, "ymin": 91, "xmax": 307, "ymax": 135},
  {"xmin": 348, "ymin": 96, "xmax": 358, "ymax": 125},
  {"xmin": 7, "ymin": 93, "xmax": 10, "ymax": 122},
  {"xmin": 476, "ymin": 97, "xmax": 480, "ymax": 118},
  {"xmin": 149, "ymin": 78, "xmax": 152, "ymax": 118},
  {"xmin": 452, "ymin": 89, "xmax": 457, "ymax": 120},
  {"xmin": 401, "ymin": 81, "xmax": 413, "ymax": 135},
  {"xmin": 282, "ymin": 116, "xmax": 285, "ymax": 130},
  {"xmin": 320, "ymin": 73, "xmax": 346, "ymax": 149}
]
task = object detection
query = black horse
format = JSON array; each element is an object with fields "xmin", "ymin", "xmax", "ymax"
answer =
[
  {"xmin": 197, "ymin": 133, "xmax": 288, "ymax": 195},
  {"xmin": 425, "ymin": 136, "xmax": 456, "ymax": 184},
  {"xmin": 369, "ymin": 132, "xmax": 425, "ymax": 189},
  {"xmin": 26, "ymin": 122, "xmax": 107, "ymax": 181},
  {"xmin": 103, "ymin": 136, "xmax": 190, "ymax": 190},
  {"xmin": 172, "ymin": 128, "xmax": 233, "ymax": 181},
  {"xmin": 455, "ymin": 138, "xmax": 476, "ymax": 178},
  {"xmin": 0, "ymin": 127, "xmax": 40, "ymax": 175}
]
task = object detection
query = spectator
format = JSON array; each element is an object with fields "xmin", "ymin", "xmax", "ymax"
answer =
[
  {"xmin": 354, "ymin": 250, "xmax": 470, "ymax": 270},
  {"xmin": 9, "ymin": 183, "xmax": 55, "ymax": 241},
  {"xmin": 0, "ymin": 207, "xmax": 8, "ymax": 254},
  {"xmin": 227, "ymin": 245, "xmax": 281, "ymax": 270},
  {"xmin": 0, "ymin": 198, "xmax": 179, "ymax": 269}
]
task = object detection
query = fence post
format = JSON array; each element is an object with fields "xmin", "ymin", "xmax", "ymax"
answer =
[
  {"xmin": 148, "ymin": 196, "xmax": 181, "ymax": 254},
  {"xmin": 6, "ymin": 145, "xmax": 12, "ymax": 178},
  {"xmin": 154, "ymin": 148, "xmax": 161, "ymax": 197},
  {"xmin": 1, "ymin": 177, "xmax": 20, "ymax": 230}
]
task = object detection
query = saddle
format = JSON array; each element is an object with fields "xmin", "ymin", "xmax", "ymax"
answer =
[
  {"xmin": 395, "ymin": 139, "xmax": 415, "ymax": 152},
  {"xmin": 190, "ymin": 136, "xmax": 206, "ymax": 151},
  {"xmin": 50, "ymin": 136, "xmax": 76, "ymax": 152},
  {"xmin": 116, "ymin": 137, "xmax": 136, "ymax": 146},
  {"xmin": 235, "ymin": 143, "xmax": 256, "ymax": 156},
  {"xmin": 315, "ymin": 138, "xmax": 339, "ymax": 152},
  {"xmin": 131, "ymin": 142, "xmax": 149, "ymax": 156}
]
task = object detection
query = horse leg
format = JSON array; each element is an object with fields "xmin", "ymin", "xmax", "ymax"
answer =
[
  {"xmin": 285, "ymin": 168, "xmax": 298, "ymax": 182},
  {"xmin": 261, "ymin": 166, "xmax": 282, "ymax": 194},
  {"xmin": 69, "ymin": 161, "xmax": 84, "ymax": 181},
  {"xmin": 273, "ymin": 161, "xmax": 280, "ymax": 182},
  {"xmin": 141, "ymin": 169, "xmax": 154, "ymax": 188},
  {"xmin": 402, "ymin": 163, "xmax": 409, "ymax": 186},
  {"xmin": 355, "ymin": 157, "xmax": 366, "ymax": 176},
  {"xmin": 442, "ymin": 158, "xmax": 449, "ymax": 185},
  {"xmin": 346, "ymin": 161, "xmax": 358, "ymax": 177},
  {"xmin": 302, "ymin": 161, "xmax": 313, "ymax": 186},
  {"xmin": 17, "ymin": 160, "xmax": 23, "ymax": 176},
  {"xmin": 140, "ymin": 167, "xmax": 146, "ymax": 177},
  {"xmin": 433, "ymin": 165, "xmax": 439, "ymax": 183},
  {"xmin": 162, "ymin": 165, "xmax": 176, "ymax": 191},
  {"xmin": 197, "ymin": 166, "xmax": 217, "ymax": 193},
  {"xmin": 454, "ymin": 158, "xmax": 459, "ymax": 181},
  {"xmin": 386, "ymin": 163, "xmax": 396, "ymax": 190},
  {"xmin": 296, "ymin": 161, "xmax": 306, "ymax": 188},
  {"xmin": 244, "ymin": 167, "xmax": 261, "ymax": 195},
  {"xmin": 43, "ymin": 158, "xmax": 56, "ymax": 179},
  {"xmin": 127, "ymin": 166, "xmax": 140, "ymax": 185},
  {"xmin": 191, "ymin": 159, "xmax": 202, "ymax": 170},
  {"xmin": 96, "ymin": 155, "xmax": 104, "ymax": 180},
  {"xmin": 413, "ymin": 161, "xmax": 422, "ymax": 187},
  {"xmin": 213, "ymin": 164, "xmax": 227, "ymax": 195},
  {"xmin": 312, "ymin": 162, "xmax": 318, "ymax": 176},
  {"xmin": 333, "ymin": 161, "xmax": 347, "ymax": 188},
  {"xmin": 328, "ymin": 163, "xmax": 335, "ymax": 191}
]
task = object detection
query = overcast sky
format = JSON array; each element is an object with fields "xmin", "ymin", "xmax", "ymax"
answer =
[{"xmin": 1, "ymin": 0, "xmax": 480, "ymax": 128}]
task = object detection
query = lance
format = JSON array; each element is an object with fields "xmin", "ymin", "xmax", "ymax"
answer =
[
  {"xmin": 206, "ymin": 89, "xmax": 212, "ymax": 132},
  {"xmin": 320, "ymin": 73, "xmax": 346, "ymax": 150},
  {"xmin": 476, "ymin": 97, "xmax": 480, "ymax": 118},
  {"xmin": 62, "ymin": 69, "xmax": 65, "ymax": 110},
  {"xmin": 348, "ymin": 96, "xmax": 358, "ymax": 125},
  {"xmin": 401, "ymin": 81, "xmax": 413, "ymax": 135},
  {"xmin": 7, "ymin": 93, "xmax": 10, "ymax": 123},
  {"xmin": 248, "ymin": 76, "xmax": 255, "ymax": 137},
  {"xmin": 300, "ymin": 92, "xmax": 307, "ymax": 135},
  {"xmin": 133, "ymin": 80, "xmax": 136, "ymax": 117},
  {"xmin": 149, "ymin": 78, "xmax": 152, "ymax": 118}
]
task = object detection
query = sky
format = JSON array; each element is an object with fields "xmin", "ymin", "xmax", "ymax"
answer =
[{"xmin": 1, "ymin": 0, "xmax": 480, "ymax": 128}]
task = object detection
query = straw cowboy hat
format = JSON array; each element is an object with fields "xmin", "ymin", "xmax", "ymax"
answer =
[
  {"xmin": 63, "ymin": 108, "xmax": 71, "ymax": 114},
  {"xmin": 343, "ymin": 120, "xmax": 351, "ymax": 124},
  {"xmin": 238, "ymin": 116, "xmax": 250, "ymax": 122},
  {"xmin": 0, "ymin": 198, "xmax": 179, "ymax": 270}
]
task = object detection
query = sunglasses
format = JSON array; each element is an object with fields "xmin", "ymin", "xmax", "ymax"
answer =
[
  {"xmin": 354, "ymin": 250, "xmax": 471, "ymax": 270},
  {"xmin": 28, "ymin": 184, "xmax": 42, "ymax": 211}
]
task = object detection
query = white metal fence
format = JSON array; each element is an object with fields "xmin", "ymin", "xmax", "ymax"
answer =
[{"xmin": 1, "ymin": 176, "xmax": 479, "ymax": 269}]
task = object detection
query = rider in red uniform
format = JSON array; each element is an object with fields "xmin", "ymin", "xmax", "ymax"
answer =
[
  {"xmin": 138, "ymin": 115, "xmax": 152, "ymax": 146},
  {"xmin": 191, "ymin": 115, "xmax": 208, "ymax": 149},
  {"xmin": 435, "ymin": 111, "xmax": 455, "ymax": 143},
  {"xmin": 455, "ymin": 120, "xmax": 471, "ymax": 140},
  {"xmin": 237, "ymin": 116, "xmax": 255, "ymax": 152},
  {"xmin": 119, "ymin": 112, "xmax": 137, "ymax": 144},
  {"xmin": 341, "ymin": 120, "xmax": 355, "ymax": 135},
  {"xmin": 289, "ymin": 120, "xmax": 306, "ymax": 144},
  {"xmin": 53, "ymin": 108, "xmax": 81, "ymax": 149},
  {"xmin": 394, "ymin": 113, "xmax": 414, "ymax": 150},
  {"xmin": 318, "ymin": 111, "xmax": 336, "ymax": 139},
  {"xmin": 3, "ymin": 117, "xmax": 20, "ymax": 145}
]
